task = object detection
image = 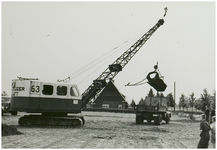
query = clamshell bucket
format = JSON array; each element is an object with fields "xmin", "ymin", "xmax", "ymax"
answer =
[{"xmin": 146, "ymin": 71, "xmax": 167, "ymax": 92}]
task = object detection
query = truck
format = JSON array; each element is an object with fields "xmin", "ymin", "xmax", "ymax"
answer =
[{"xmin": 135, "ymin": 96, "xmax": 171, "ymax": 125}]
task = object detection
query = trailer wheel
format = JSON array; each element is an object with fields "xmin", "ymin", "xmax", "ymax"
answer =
[{"xmin": 136, "ymin": 116, "xmax": 143, "ymax": 124}]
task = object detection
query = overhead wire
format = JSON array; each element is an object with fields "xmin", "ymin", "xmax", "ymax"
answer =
[
  {"xmin": 77, "ymin": 38, "xmax": 138, "ymax": 85},
  {"xmin": 59, "ymin": 50, "xmax": 113, "ymax": 82},
  {"xmin": 59, "ymin": 42, "xmax": 125, "ymax": 82},
  {"xmin": 60, "ymin": 30, "xmax": 144, "ymax": 83}
]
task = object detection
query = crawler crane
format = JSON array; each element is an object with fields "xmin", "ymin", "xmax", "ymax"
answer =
[{"xmin": 10, "ymin": 8, "xmax": 167, "ymax": 127}]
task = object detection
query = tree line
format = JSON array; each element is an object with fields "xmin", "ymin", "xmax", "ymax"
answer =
[{"xmin": 129, "ymin": 88, "xmax": 215, "ymax": 112}]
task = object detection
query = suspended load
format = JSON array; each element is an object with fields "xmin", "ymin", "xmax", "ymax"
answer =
[
  {"xmin": 146, "ymin": 71, "xmax": 167, "ymax": 92},
  {"xmin": 125, "ymin": 62, "xmax": 167, "ymax": 92},
  {"xmin": 146, "ymin": 63, "xmax": 167, "ymax": 91}
]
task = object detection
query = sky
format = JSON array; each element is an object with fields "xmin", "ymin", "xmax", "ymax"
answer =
[{"xmin": 1, "ymin": 1, "xmax": 216, "ymax": 104}]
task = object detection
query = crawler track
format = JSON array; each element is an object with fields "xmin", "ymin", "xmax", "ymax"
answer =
[{"xmin": 18, "ymin": 115, "xmax": 85, "ymax": 128}]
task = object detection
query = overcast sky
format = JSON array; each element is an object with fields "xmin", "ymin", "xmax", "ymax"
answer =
[{"xmin": 2, "ymin": 1, "xmax": 216, "ymax": 104}]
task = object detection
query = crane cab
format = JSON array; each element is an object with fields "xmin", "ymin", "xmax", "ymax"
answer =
[{"xmin": 10, "ymin": 78, "xmax": 82, "ymax": 114}]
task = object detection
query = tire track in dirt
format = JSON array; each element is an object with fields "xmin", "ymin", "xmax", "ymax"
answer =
[
  {"xmin": 78, "ymin": 133, "xmax": 99, "ymax": 148},
  {"xmin": 19, "ymin": 138, "xmax": 45, "ymax": 148},
  {"xmin": 92, "ymin": 133, "xmax": 116, "ymax": 148},
  {"xmin": 159, "ymin": 138, "xmax": 171, "ymax": 148},
  {"xmin": 95, "ymin": 139, "xmax": 108, "ymax": 148},
  {"xmin": 173, "ymin": 139, "xmax": 188, "ymax": 149},
  {"xmin": 1, "ymin": 135, "xmax": 24, "ymax": 145},
  {"xmin": 36, "ymin": 135, "xmax": 71, "ymax": 148},
  {"xmin": 2, "ymin": 112, "xmax": 211, "ymax": 149},
  {"xmin": 120, "ymin": 136, "xmax": 129, "ymax": 148},
  {"xmin": 2, "ymin": 135, "xmax": 31, "ymax": 148},
  {"xmin": 53, "ymin": 135, "xmax": 85, "ymax": 148},
  {"xmin": 124, "ymin": 138, "xmax": 134, "ymax": 148},
  {"xmin": 35, "ymin": 128, "xmax": 80, "ymax": 149}
]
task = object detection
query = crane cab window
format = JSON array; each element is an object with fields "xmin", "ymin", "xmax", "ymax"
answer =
[
  {"xmin": 57, "ymin": 86, "xmax": 67, "ymax": 96},
  {"xmin": 42, "ymin": 85, "xmax": 53, "ymax": 95},
  {"xmin": 70, "ymin": 87, "xmax": 79, "ymax": 96}
]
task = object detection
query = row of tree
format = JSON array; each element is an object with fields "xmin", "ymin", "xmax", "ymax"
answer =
[
  {"xmin": 178, "ymin": 89, "xmax": 215, "ymax": 112},
  {"xmin": 129, "ymin": 88, "xmax": 216, "ymax": 112}
]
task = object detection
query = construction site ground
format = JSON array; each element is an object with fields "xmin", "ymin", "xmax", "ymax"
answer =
[{"xmin": 1, "ymin": 111, "xmax": 215, "ymax": 149}]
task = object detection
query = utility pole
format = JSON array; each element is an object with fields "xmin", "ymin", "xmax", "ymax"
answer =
[{"xmin": 174, "ymin": 82, "xmax": 176, "ymax": 112}]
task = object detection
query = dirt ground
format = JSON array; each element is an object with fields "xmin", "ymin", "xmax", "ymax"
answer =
[{"xmin": 1, "ymin": 111, "xmax": 215, "ymax": 149}]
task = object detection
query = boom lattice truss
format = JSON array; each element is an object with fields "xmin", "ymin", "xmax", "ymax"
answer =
[{"xmin": 82, "ymin": 11, "xmax": 167, "ymax": 108}]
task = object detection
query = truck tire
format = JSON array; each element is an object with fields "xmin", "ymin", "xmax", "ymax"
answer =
[
  {"xmin": 165, "ymin": 117, "xmax": 170, "ymax": 124},
  {"xmin": 136, "ymin": 116, "xmax": 143, "ymax": 124},
  {"xmin": 11, "ymin": 111, "xmax": 18, "ymax": 116},
  {"xmin": 154, "ymin": 114, "xmax": 162, "ymax": 125},
  {"xmin": 165, "ymin": 112, "xmax": 171, "ymax": 124}
]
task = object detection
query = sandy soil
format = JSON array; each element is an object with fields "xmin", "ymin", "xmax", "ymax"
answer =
[{"xmin": 1, "ymin": 111, "xmax": 215, "ymax": 149}]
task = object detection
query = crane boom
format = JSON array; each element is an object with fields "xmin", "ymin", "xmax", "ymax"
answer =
[{"xmin": 82, "ymin": 18, "xmax": 165, "ymax": 108}]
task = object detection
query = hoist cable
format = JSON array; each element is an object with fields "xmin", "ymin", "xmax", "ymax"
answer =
[
  {"xmin": 60, "ymin": 49, "xmax": 114, "ymax": 81},
  {"xmin": 125, "ymin": 77, "xmax": 148, "ymax": 86},
  {"xmin": 59, "ymin": 27, "xmax": 146, "ymax": 82},
  {"xmin": 76, "ymin": 41, "xmax": 131, "ymax": 82},
  {"xmin": 125, "ymin": 61, "xmax": 165, "ymax": 87},
  {"xmin": 65, "ymin": 32, "xmax": 144, "ymax": 83},
  {"xmin": 77, "ymin": 46, "xmax": 127, "ymax": 85},
  {"xmin": 78, "ymin": 33, "xmax": 145, "ymax": 84},
  {"xmin": 59, "ymin": 42, "xmax": 125, "ymax": 82}
]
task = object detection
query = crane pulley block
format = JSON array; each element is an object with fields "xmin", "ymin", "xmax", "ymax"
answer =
[
  {"xmin": 93, "ymin": 79, "xmax": 107, "ymax": 88},
  {"xmin": 157, "ymin": 19, "xmax": 164, "ymax": 27},
  {"xmin": 109, "ymin": 64, "xmax": 122, "ymax": 72},
  {"xmin": 146, "ymin": 71, "xmax": 167, "ymax": 92}
]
